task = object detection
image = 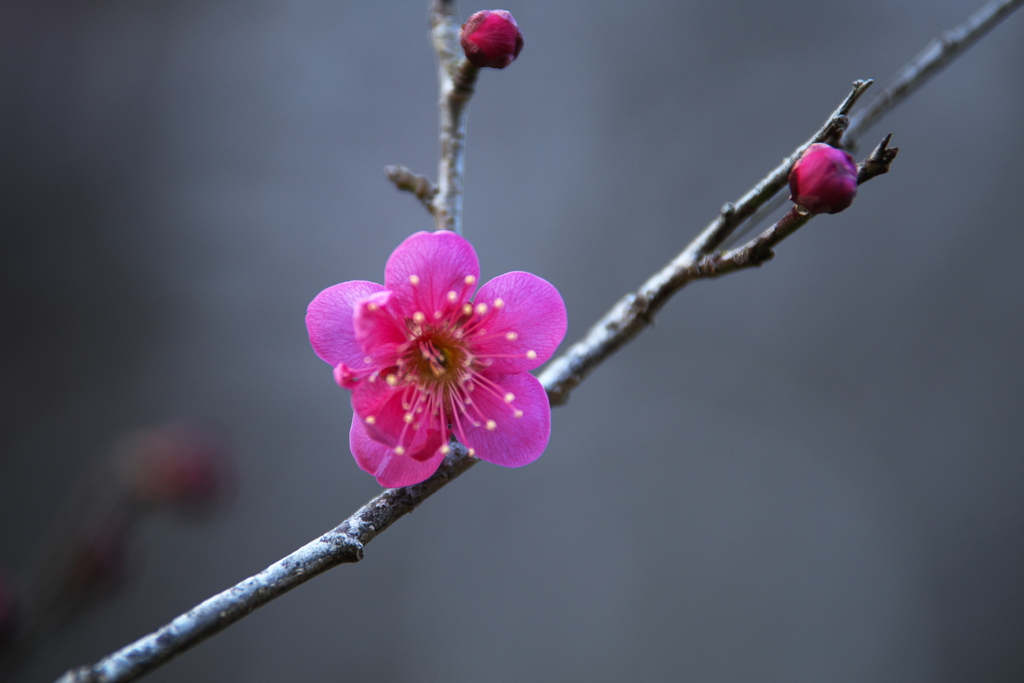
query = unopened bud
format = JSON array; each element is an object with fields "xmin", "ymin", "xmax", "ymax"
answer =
[
  {"xmin": 65, "ymin": 527, "xmax": 130, "ymax": 595},
  {"xmin": 789, "ymin": 143, "xmax": 859, "ymax": 214},
  {"xmin": 122, "ymin": 422, "xmax": 235, "ymax": 512},
  {"xmin": 460, "ymin": 10, "xmax": 524, "ymax": 69}
]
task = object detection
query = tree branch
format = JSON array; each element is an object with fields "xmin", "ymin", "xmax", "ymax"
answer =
[
  {"xmin": 845, "ymin": 0, "xmax": 1024, "ymax": 147},
  {"xmin": 55, "ymin": 0, "xmax": 1020, "ymax": 680}
]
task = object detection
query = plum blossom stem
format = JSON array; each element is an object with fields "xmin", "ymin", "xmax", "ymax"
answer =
[
  {"xmin": 429, "ymin": 0, "xmax": 478, "ymax": 234},
  {"xmin": 55, "ymin": 1, "xmax": 1019, "ymax": 681}
]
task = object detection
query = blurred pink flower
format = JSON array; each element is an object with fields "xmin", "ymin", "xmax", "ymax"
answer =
[{"xmin": 307, "ymin": 231, "xmax": 566, "ymax": 487}]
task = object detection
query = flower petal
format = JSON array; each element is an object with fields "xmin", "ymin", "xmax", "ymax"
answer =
[
  {"xmin": 461, "ymin": 372, "xmax": 550, "ymax": 468},
  {"xmin": 306, "ymin": 281, "xmax": 384, "ymax": 367},
  {"xmin": 350, "ymin": 415, "xmax": 445, "ymax": 488},
  {"xmin": 384, "ymin": 231, "xmax": 480, "ymax": 317},
  {"xmin": 352, "ymin": 290, "xmax": 407, "ymax": 365},
  {"xmin": 350, "ymin": 380, "xmax": 442, "ymax": 459},
  {"xmin": 472, "ymin": 272, "xmax": 567, "ymax": 373}
]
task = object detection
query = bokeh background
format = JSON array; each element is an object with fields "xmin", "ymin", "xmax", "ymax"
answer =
[{"xmin": 2, "ymin": 1, "xmax": 1023, "ymax": 681}]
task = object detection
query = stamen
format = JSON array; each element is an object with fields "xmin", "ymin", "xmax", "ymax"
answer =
[
  {"xmin": 365, "ymin": 416, "xmax": 376, "ymax": 425},
  {"xmin": 447, "ymin": 291, "xmax": 458, "ymax": 303},
  {"xmin": 464, "ymin": 275, "xmax": 476, "ymax": 286},
  {"xmin": 439, "ymin": 444, "xmax": 450, "ymax": 455},
  {"xmin": 413, "ymin": 311, "xmax": 426, "ymax": 324},
  {"xmin": 462, "ymin": 303, "xmax": 473, "ymax": 316},
  {"xmin": 395, "ymin": 446, "xmax": 406, "ymax": 455},
  {"xmin": 467, "ymin": 448, "xmax": 476, "ymax": 456},
  {"xmin": 526, "ymin": 350, "xmax": 537, "ymax": 360},
  {"xmin": 403, "ymin": 412, "xmax": 414, "ymax": 423},
  {"xmin": 475, "ymin": 303, "xmax": 488, "ymax": 315},
  {"xmin": 504, "ymin": 393, "xmax": 515, "ymax": 403},
  {"xmin": 367, "ymin": 302, "xmax": 378, "ymax": 312},
  {"xmin": 493, "ymin": 298, "xmax": 504, "ymax": 308},
  {"xmin": 409, "ymin": 275, "xmax": 420, "ymax": 285},
  {"xmin": 486, "ymin": 420, "xmax": 497, "ymax": 431},
  {"xmin": 514, "ymin": 410, "xmax": 523, "ymax": 418},
  {"xmin": 386, "ymin": 374, "xmax": 399, "ymax": 386},
  {"xmin": 505, "ymin": 331, "xmax": 518, "ymax": 341}
]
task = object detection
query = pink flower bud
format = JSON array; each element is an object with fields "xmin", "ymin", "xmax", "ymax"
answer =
[
  {"xmin": 460, "ymin": 10, "xmax": 524, "ymax": 69},
  {"xmin": 789, "ymin": 143, "xmax": 859, "ymax": 214}
]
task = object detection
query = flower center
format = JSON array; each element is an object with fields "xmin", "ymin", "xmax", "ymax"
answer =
[{"xmin": 408, "ymin": 332, "xmax": 468, "ymax": 387}]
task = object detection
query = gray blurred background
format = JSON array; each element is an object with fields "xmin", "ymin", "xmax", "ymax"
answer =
[{"xmin": 2, "ymin": 1, "xmax": 1023, "ymax": 681}]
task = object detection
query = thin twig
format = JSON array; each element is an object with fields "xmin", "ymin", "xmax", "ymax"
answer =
[
  {"xmin": 846, "ymin": 0, "xmax": 1024, "ymax": 147},
  {"xmin": 56, "ymin": 1, "xmax": 1019, "ymax": 680}
]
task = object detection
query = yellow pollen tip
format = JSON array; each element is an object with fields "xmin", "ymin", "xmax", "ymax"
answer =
[
  {"xmin": 505, "ymin": 331, "xmax": 518, "ymax": 341},
  {"xmin": 486, "ymin": 420, "xmax": 497, "ymax": 431},
  {"xmin": 409, "ymin": 275, "xmax": 420, "ymax": 285},
  {"xmin": 365, "ymin": 415, "xmax": 376, "ymax": 425},
  {"xmin": 439, "ymin": 444, "xmax": 450, "ymax": 455},
  {"xmin": 464, "ymin": 275, "xmax": 476, "ymax": 286},
  {"xmin": 386, "ymin": 374, "xmax": 399, "ymax": 386},
  {"xmin": 494, "ymin": 298, "xmax": 504, "ymax": 308},
  {"xmin": 367, "ymin": 303, "xmax": 378, "ymax": 312},
  {"xmin": 413, "ymin": 311, "xmax": 426, "ymax": 323},
  {"xmin": 467, "ymin": 448, "xmax": 476, "ymax": 457},
  {"xmin": 504, "ymin": 393, "xmax": 515, "ymax": 403},
  {"xmin": 403, "ymin": 413, "xmax": 414, "ymax": 423},
  {"xmin": 514, "ymin": 410, "xmax": 523, "ymax": 418},
  {"xmin": 394, "ymin": 446, "xmax": 405, "ymax": 455},
  {"xmin": 475, "ymin": 303, "xmax": 488, "ymax": 315},
  {"xmin": 462, "ymin": 303, "xmax": 473, "ymax": 316},
  {"xmin": 447, "ymin": 291, "xmax": 457, "ymax": 302},
  {"xmin": 526, "ymin": 350, "xmax": 537, "ymax": 360}
]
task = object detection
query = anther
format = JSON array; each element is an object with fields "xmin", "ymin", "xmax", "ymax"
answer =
[
  {"xmin": 403, "ymin": 412, "xmax": 414, "ymax": 423},
  {"xmin": 526, "ymin": 350, "xmax": 537, "ymax": 360},
  {"xmin": 413, "ymin": 311, "xmax": 426, "ymax": 324},
  {"xmin": 386, "ymin": 374, "xmax": 399, "ymax": 386},
  {"xmin": 486, "ymin": 420, "xmax": 497, "ymax": 431},
  {"xmin": 514, "ymin": 410, "xmax": 523, "ymax": 418},
  {"xmin": 367, "ymin": 302, "xmax": 378, "ymax": 312},
  {"xmin": 365, "ymin": 416, "xmax": 377, "ymax": 424},
  {"xmin": 462, "ymin": 303, "xmax": 473, "ymax": 316},
  {"xmin": 439, "ymin": 444, "xmax": 450, "ymax": 455},
  {"xmin": 464, "ymin": 275, "xmax": 476, "ymax": 286},
  {"xmin": 494, "ymin": 298, "xmax": 504, "ymax": 308},
  {"xmin": 475, "ymin": 303, "xmax": 488, "ymax": 315},
  {"xmin": 504, "ymin": 392, "xmax": 515, "ymax": 403},
  {"xmin": 409, "ymin": 275, "xmax": 420, "ymax": 285},
  {"xmin": 467, "ymin": 448, "xmax": 476, "ymax": 456},
  {"xmin": 505, "ymin": 331, "xmax": 518, "ymax": 341},
  {"xmin": 395, "ymin": 446, "xmax": 406, "ymax": 455},
  {"xmin": 447, "ymin": 291, "xmax": 458, "ymax": 303}
]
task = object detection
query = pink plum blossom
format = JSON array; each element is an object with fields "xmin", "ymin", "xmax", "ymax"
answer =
[
  {"xmin": 307, "ymin": 231, "xmax": 566, "ymax": 488},
  {"xmin": 789, "ymin": 143, "xmax": 859, "ymax": 214}
]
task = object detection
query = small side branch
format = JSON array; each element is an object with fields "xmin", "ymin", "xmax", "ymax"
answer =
[{"xmin": 385, "ymin": 165, "xmax": 438, "ymax": 212}]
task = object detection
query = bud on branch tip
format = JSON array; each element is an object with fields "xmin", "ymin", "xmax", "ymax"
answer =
[
  {"xmin": 789, "ymin": 143, "xmax": 859, "ymax": 215},
  {"xmin": 460, "ymin": 10, "xmax": 524, "ymax": 69}
]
